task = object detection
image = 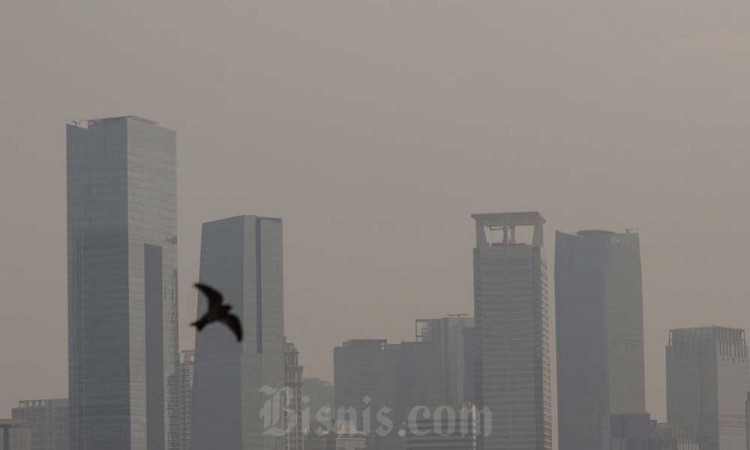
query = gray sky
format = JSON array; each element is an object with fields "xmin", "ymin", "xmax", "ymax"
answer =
[{"xmin": 2, "ymin": 0, "xmax": 750, "ymax": 426}]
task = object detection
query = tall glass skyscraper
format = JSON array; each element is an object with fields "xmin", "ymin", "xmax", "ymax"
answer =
[
  {"xmin": 472, "ymin": 212, "xmax": 552, "ymax": 450},
  {"xmin": 191, "ymin": 216, "xmax": 285, "ymax": 450},
  {"xmin": 667, "ymin": 327, "xmax": 750, "ymax": 450},
  {"xmin": 67, "ymin": 116, "xmax": 178, "ymax": 450},
  {"xmin": 555, "ymin": 230, "xmax": 646, "ymax": 450}
]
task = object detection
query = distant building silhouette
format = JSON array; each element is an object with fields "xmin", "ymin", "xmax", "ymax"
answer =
[
  {"xmin": 472, "ymin": 212, "xmax": 552, "ymax": 450},
  {"xmin": 333, "ymin": 339, "xmax": 441, "ymax": 450},
  {"xmin": 191, "ymin": 216, "xmax": 285, "ymax": 450},
  {"xmin": 605, "ymin": 415, "xmax": 702, "ymax": 450},
  {"xmin": 556, "ymin": 230, "xmax": 646, "ymax": 450},
  {"xmin": 334, "ymin": 339, "xmax": 395, "ymax": 450},
  {"xmin": 67, "ymin": 116, "xmax": 178, "ymax": 450},
  {"xmin": 416, "ymin": 316, "xmax": 476, "ymax": 405},
  {"xmin": 667, "ymin": 327, "xmax": 750, "ymax": 450},
  {"xmin": 11, "ymin": 399, "xmax": 68, "ymax": 450},
  {"xmin": 608, "ymin": 414, "xmax": 652, "ymax": 450},
  {"xmin": 304, "ymin": 378, "xmax": 334, "ymax": 424}
]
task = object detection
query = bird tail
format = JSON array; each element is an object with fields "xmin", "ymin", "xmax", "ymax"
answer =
[{"xmin": 192, "ymin": 319, "xmax": 207, "ymax": 331}]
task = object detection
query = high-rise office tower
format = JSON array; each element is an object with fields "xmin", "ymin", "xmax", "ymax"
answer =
[
  {"xmin": 284, "ymin": 340, "xmax": 305, "ymax": 450},
  {"xmin": 168, "ymin": 351, "xmax": 195, "ymax": 450},
  {"xmin": 555, "ymin": 230, "xmax": 646, "ymax": 450},
  {"xmin": 472, "ymin": 212, "xmax": 552, "ymax": 450},
  {"xmin": 67, "ymin": 116, "xmax": 178, "ymax": 450},
  {"xmin": 666, "ymin": 327, "xmax": 750, "ymax": 450},
  {"xmin": 11, "ymin": 399, "xmax": 69, "ymax": 450},
  {"xmin": 191, "ymin": 216, "xmax": 285, "ymax": 450},
  {"xmin": 416, "ymin": 316, "xmax": 476, "ymax": 405}
]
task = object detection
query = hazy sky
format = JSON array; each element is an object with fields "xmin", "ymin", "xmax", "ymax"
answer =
[{"xmin": 2, "ymin": 0, "xmax": 750, "ymax": 427}]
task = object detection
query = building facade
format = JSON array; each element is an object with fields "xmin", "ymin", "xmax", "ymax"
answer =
[
  {"xmin": 649, "ymin": 424, "xmax": 701, "ymax": 450},
  {"xmin": 666, "ymin": 327, "xmax": 750, "ymax": 450},
  {"xmin": 191, "ymin": 216, "xmax": 285, "ymax": 450},
  {"xmin": 404, "ymin": 404, "xmax": 477, "ymax": 450},
  {"xmin": 168, "ymin": 351, "xmax": 195, "ymax": 450},
  {"xmin": 304, "ymin": 378, "xmax": 334, "ymax": 424},
  {"xmin": 11, "ymin": 399, "xmax": 68, "ymax": 450},
  {"xmin": 0, "ymin": 420, "xmax": 32, "ymax": 450},
  {"xmin": 607, "ymin": 414, "xmax": 652, "ymax": 450},
  {"xmin": 472, "ymin": 212, "xmax": 552, "ymax": 450},
  {"xmin": 67, "ymin": 116, "xmax": 178, "ymax": 450},
  {"xmin": 555, "ymin": 230, "xmax": 646, "ymax": 450},
  {"xmin": 307, "ymin": 422, "xmax": 366, "ymax": 450}
]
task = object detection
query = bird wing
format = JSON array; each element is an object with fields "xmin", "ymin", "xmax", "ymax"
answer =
[
  {"xmin": 194, "ymin": 283, "xmax": 224, "ymax": 309},
  {"xmin": 220, "ymin": 314, "xmax": 243, "ymax": 342}
]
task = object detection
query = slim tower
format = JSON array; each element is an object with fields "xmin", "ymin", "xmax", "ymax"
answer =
[
  {"xmin": 284, "ymin": 341, "xmax": 305, "ymax": 450},
  {"xmin": 472, "ymin": 212, "xmax": 552, "ymax": 450},
  {"xmin": 191, "ymin": 216, "xmax": 285, "ymax": 450},
  {"xmin": 67, "ymin": 116, "xmax": 178, "ymax": 450},
  {"xmin": 555, "ymin": 230, "xmax": 646, "ymax": 450}
]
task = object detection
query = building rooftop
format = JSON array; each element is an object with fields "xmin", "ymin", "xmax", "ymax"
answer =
[
  {"xmin": 69, "ymin": 115, "xmax": 159, "ymax": 129},
  {"xmin": 669, "ymin": 326, "xmax": 746, "ymax": 344},
  {"xmin": 471, "ymin": 211, "xmax": 545, "ymax": 227}
]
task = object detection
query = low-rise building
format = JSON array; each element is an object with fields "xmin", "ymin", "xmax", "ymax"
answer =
[{"xmin": 11, "ymin": 399, "xmax": 68, "ymax": 450}]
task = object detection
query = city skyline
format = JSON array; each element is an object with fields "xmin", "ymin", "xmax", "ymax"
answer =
[{"xmin": 5, "ymin": 0, "xmax": 750, "ymax": 435}]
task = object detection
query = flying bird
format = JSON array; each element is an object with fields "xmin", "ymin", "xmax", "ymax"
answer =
[{"xmin": 193, "ymin": 283, "xmax": 243, "ymax": 342}]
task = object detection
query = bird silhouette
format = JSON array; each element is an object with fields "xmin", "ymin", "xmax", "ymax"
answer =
[{"xmin": 193, "ymin": 283, "xmax": 243, "ymax": 342}]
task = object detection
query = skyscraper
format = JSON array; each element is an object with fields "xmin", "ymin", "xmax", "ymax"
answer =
[
  {"xmin": 67, "ymin": 116, "xmax": 178, "ymax": 450},
  {"xmin": 666, "ymin": 327, "xmax": 750, "ymax": 450},
  {"xmin": 191, "ymin": 215, "xmax": 285, "ymax": 450},
  {"xmin": 555, "ymin": 230, "xmax": 646, "ymax": 450},
  {"xmin": 472, "ymin": 212, "xmax": 552, "ymax": 450},
  {"xmin": 11, "ymin": 399, "xmax": 69, "ymax": 450}
]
